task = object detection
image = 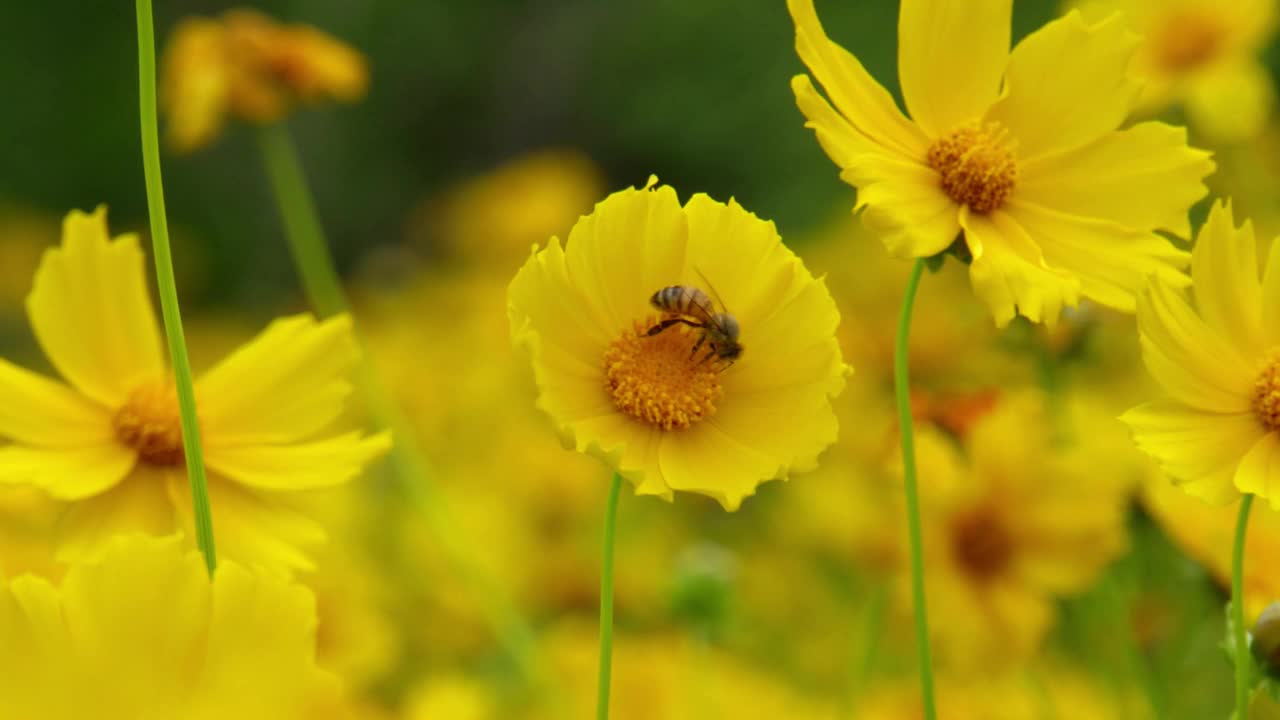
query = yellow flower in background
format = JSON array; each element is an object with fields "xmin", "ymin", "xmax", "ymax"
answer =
[
  {"xmin": 0, "ymin": 207, "xmax": 389, "ymax": 573},
  {"xmin": 1123, "ymin": 201, "xmax": 1280, "ymax": 507},
  {"xmin": 0, "ymin": 535, "xmax": 337, "ymax": 720},
  {"xmin": 161, "ymin": 8, "xmax": 368, "ymax": 152},
  {"xmin": 908, "ymin": 392, "xmax": 1130, "ymax": 666},
  {"xmin": 1076, "ymin": 0, "xmax": 1277, "ymax": 143},
  {"xmin": 789, "ymin": 0, "xmax": 1214, "ymax": 326},
  {"xmin": 509, "ymin": 180, "xmax": 847, "ymax": 510}
]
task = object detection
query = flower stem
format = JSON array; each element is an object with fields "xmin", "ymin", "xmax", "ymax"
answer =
[
  {"xmin": 894, "ymin": 258, "xmax": 936, "ymax": 719},
  {"xmin": 1233, "ymin": 493, "xmax": 1255, "ymax": 717},
  {"xmin": 135, "ymin": 0, "xmax": 217, "ymax": 575},
  {"xmin": 596, "ymin": 473, "xmax": 623, "ymax": 720},
  {"xmin": 255, "ymin": 122, "xmax": 541, "ymax": 679}
]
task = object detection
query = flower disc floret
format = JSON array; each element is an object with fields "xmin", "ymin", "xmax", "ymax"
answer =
[
  {"xmin": 604, "ymin": 316, "xmax": 722, "ymax": 431},
  {"xmin": 926, "ymin": 124, "xmax": 1017, "ymax": 214},
  {"xmin": 112, "ymin": 382, "xmax": 184, "ymax": 466},
  {"xmin": 1253, "ymin": 352, "xmax": 1280, "ymax": 432}
]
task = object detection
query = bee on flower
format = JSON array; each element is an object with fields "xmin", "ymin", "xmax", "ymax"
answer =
[{"xmin": 0, "ymin": 207, "xmax": 390, "ymax": 574}]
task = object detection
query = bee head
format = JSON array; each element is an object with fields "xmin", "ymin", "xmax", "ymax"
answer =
[{"xmin": 714, "ymin": 313, "xmax": 740, "ymax": 342}]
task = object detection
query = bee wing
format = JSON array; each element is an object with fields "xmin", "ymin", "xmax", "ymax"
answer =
[{"xmin": 692, "ymin": 266, "xmax": 731, "ymax": 315}]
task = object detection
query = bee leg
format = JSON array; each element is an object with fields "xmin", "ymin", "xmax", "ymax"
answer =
[
  {"xmin": 689, "ymin": 332, "xmax": 707, "ymax": 359},
  {"xmin": 701, "ymin": 346, "xmax": 719, "ymax": 366},
  {"xmin": 647, "ymin": 317, "xmax": 684, "ymax": 336}
]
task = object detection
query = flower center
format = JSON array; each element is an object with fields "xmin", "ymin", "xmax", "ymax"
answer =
[
  {"xmin": 1155, "ymin": 12, "xmax": 1224, "ymax": 73},
  {"xmin": 927, "ymin": 123, "xmax": 1017, "ymax": 214},
  {"xmin": 1252, "ymin": 352, "xmax": 1280, "ymax": 432},
  {"xmin": 603, "ymin": 315, "xmax": 723, "ymax": 431},
  {"xmin": 112, "ymin": 383, "xmax": 185, "ymax": 466},
  {"xmin": 949, "ymin": 507, "xmax": 1013, "ymax": 582}
]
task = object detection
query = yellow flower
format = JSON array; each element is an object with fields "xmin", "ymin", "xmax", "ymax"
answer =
[
  {"xmin": 0, "ymin": 207, "xmax": 389, "ymax": 573},
  {"xmin": 0, "ymin": 535, "xmax": 337, "ymax": 720},
  {"xmin": 1122, "ymin": 200, "xmax": 1280, "ymax": 506},
  {"xmin": 906, "ymin": 392, "xmax": 1130, "ymax": 666},
  {"xmin": 789, "ymin": 0, "xmax": 1214, "ymax": 326},
  {"xmin": 1076, "ymin": 0, "xmax": 1277, "ymax": 142},
  {"xmin": 161, "ymin": 8, "xmax": 368, "ymax": 152},
  {"xmin": 508, "ymin": 180, "xmax": 847, "ymax": 510}
]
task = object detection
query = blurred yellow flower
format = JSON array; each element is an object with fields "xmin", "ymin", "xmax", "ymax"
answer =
[
  {"xmin": 0, "ymin": 535, "xmax": 337, "ymax": 719},
  {"xmin": 1123, "ymin": 200, "xmax": 1280, "ymax": 506},
  {"xmin": 404, "ymin": 675, "xmax": 497, "ymax": 720},
  {"xmin": 0, "ymin": 207, "xmax": 389, "ymax": 573},
  {"xmin": 789, "ymin": 0, "xmax": 1213, "ymax": 326},
  {"xmin": 1077, "ymin": 0, "xmax": 1277, "ymax": 142},
  {"xmin": 508, "ymin": 181, "xmax": 847, "ymax": 510},
  {"xmin": 161, "ymin": 8, "xmax": 368, "ymax": 152},
  {"xmin": 907, "ymin": 392, "xmax": 1130, "ymax": 666}
]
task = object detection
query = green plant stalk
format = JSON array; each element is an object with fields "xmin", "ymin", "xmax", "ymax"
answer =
[
  {"xmin": 894, "ymin": 259, "xmax": 936, "ymax": 719},
  {"xmin": 255, "ymin": 122, "xmax": 541, "ymax": 678},
  {"xmin": 597, "ymin": 473, "xmax": 623, "ymax": 720},
  {"xmin": 135, "ymin": 0, "xmax": 217, "ymax": 575},
  {"xmin": 1233, "ymin": 493, "xmax": 1255, "ymax": 717}
]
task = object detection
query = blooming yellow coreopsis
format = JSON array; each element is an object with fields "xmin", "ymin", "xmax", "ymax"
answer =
[
  {"xmin": 1076, "ymin": 0, "xmax": 1277, "ymax": 142},
  {"xmin": 1123, "ymin": 200, "xmax": 1280, "ymax": 507},
  {"xmin": 789, "ymin": 0, "xmax": 1215, "ymax": 326},
  {"xmin": 0, "ymin": 535, "xmax": 337, "ymax": 719},
  {"xmin": 508, "ymin": 180, "xmax": 847, "ymax": 510},
  {"xmin": 161, "ymin": 8, "xmax": 368, "ymax": 152},
  {"xmin": 0, "ymin": 207, "xmax": 389, "ymax": 573}
]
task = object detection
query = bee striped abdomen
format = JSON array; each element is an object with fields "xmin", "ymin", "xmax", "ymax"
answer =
[{"xmin": 650, "ymin": 286, "xmax": 712, "ymax": 319}]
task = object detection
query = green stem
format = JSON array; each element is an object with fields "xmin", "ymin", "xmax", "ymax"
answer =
[
  {"xmin": 255, "ymin": 122, "xmax": 541, "ymax": 679},
  {"xmin": 1233, "ymin": 493, "xmax": 1255, "ymax": 718},
  {"xmin": 894, "ymin": 259, "xmax": 936, "ymax": 719},
  {"xmin": 596, "ymin": 473, "xmax": 623, "ymax": 720},
  {"xmin": 135, "ymin": 0, "xmax": 217, "ymax": 575}
]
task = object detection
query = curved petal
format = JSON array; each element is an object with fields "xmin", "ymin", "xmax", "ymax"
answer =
[
  {"xmin": 1006, "ymin": 201, "xmax": 1189, "ymax": 313},
  {"xmin": 840, "ymin": 153, "xmax": 960, "ymax": 259},
  {"xmin": 898, "ymin": 0, "xmax": 1011, "ymax": 138},
  {"xmin": 1122, "ymin": 401, "xmax": 1261, "ymax": 504},
  {"xmin": 1190, "ymin": 201, "xmax": 1265, "ymax": 356},
  {"xmin": 787, "ymin": 0, "xmax": 929, "ymax": 160},
  {"xmin": 571, "ymin": 413, "xmax": 669, "ymax": 499},
  {"xmin": 0, "ymin": 360, "xmax": 112, "ymax": 446},
  {"xmin": 204, "ymin": 431, "xmax": 391, "ymax": 492},
  {"xmin": 0, "ymin": 443, "xmax": 136, "ymax": 501},
  {"xmin": 658, "ymin": 423, "xmax": 777, "ymax": 511},
  {"xmin": 1263, "ymin": 226, "xmax": 1280, "ymax": 347},
  {"xmin": 1236, "ymin": 433, "xmax": 1280, "ymax": 505},
  {"xmin": 27, "ymin": 207, "xmax": 165, "ymax": 407},
  {"xmin": 196, "ymin": 314, "xmax": 358, "ymax": 447},
  {"xmin": 961, "ymin": 207, "xmax": 1079, "ymax": 327},
  {"xmin": 1016, "ymin": 122, "xmax": 1213, "ymax": 239},
  {"xmin": 986, "ymin": 11, "xmax": 1141, "ymax": 161},
  {"xmin": 1136, "ymin": 281, "xmax": 1254, "ymax": 413},
  {"xmin": 509, "ymin": 237, "xmax": 613, "ymax": 363},
  {"xmin": 55, "ymin": 469, "xmax": 179, "ymax": 562}
]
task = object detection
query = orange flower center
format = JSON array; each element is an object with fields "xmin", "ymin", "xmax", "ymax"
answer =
[
  {"xmin": 603, "ymin": 315, "xmax": 723, "ymax": 431},
  {"xmin": 927, "ymin": 123, "xmax": 1017, "ymax": 214},
  {"xmin": 949, "ymin": 507, "xmax": 1013, "ymax": 582},
  {"xmin": 1253, "ymin": 354, "xmax": 1280, "ymax": 431},
  {"xmin": 1154, "ymin": 11, "xmax": 1224, "ymax": 73},
  {"xmin": 113, "ymin": 383, "xmax": 185, "ymax": 466}
]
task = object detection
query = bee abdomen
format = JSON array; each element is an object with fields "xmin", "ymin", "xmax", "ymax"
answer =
[{"xmin": 650, "ymin": 285, "xmax": 707, "ymax": 316}]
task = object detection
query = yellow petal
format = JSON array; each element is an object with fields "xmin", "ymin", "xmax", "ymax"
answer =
[
  {"xmin": 0, "ymin": 360, "xmax": 112, "ymax": 446},
  {"xmin": 1122, "ymin": 401, "xmax": 1261, "ymax": 503},
  {"xmin": 569, "ymin": 412, "xmax": 670, "ymax": 499},
  {"xmin": 1237, "ymin": 433, "xmax": 1280, "ymax": 504},
  {"xmin": 961, "ymin": 207, "xmax": 1079, "ymax": 327},
  {"xmin": 787, "ymin": 0, "xmax": 928, "ymax": 160},
  {"xmin": 1007, "ymin": 200, "xmax": 1188, "ymax": 313},
  {"xmin": 986, "ymin": 11, "xmax": 1141, "ymax": 161},
  {"xmin": 791, "ymin": 74, "xmax": 873, "ymax": 169},
  {"xmin": 27, "ymin": 207, "xmax": 165, "ymax": 407},
  {"xmin": 658, "ymin": 423, "xmax": 776, "ymax": 511},
  {"xmin": 204, "ymin": 431, "xmax": 391, "ymax": 491},
  {"xmin": 1136, "ymin": 281, "xmax": 1254, "ymax": 413},
  {"xmin": 0, "ymin": 443, "xmax": 136, "ymax": 501},
  {"xmin": 898, "ymin": 0, "xmax": 1010, "ymax": 137},
  {"xmin": 840, "ymin": 152, "xmax": 960, "ymax": 258},
  {"xmin": 196, "ymin": 314, "xmax": 358, "ymax": 447},
  {"xmin": 1190, "ymin": 200, "xmax": 1265, "ymax": 356},
  {"xmin": 1016, "ymin": 122, "xmax": 1213, "ymax": 239},
  {"xmin": 56, "ymin": 470, "xmax": 178, "ymax": 562},
  {"xmin": 0, "ymin": 574, "xmax": 75, "ymax": 717},
  {"xmin": 1262, "ymin": 225, "xmax": 1280, "ymax": 347},
  {"xmin": 1185, "ymin": 61, "xmax": 1275, "ymax": 144},
  {"xmin": 160, "ymin": 18, "xmax": 232, "ymax": 153}
]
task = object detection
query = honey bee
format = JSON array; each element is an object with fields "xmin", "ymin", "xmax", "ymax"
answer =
[{"xmin": 646, "ymin": 269, "xmax": 743, "ymax": 367}]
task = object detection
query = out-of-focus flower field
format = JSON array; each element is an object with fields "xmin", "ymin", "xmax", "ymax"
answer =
[{"xmin": 5, "ymin": 0, "xmax": 1280, "ymax": 718}]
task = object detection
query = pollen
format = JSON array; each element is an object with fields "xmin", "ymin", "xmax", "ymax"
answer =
[
  {"xmin": 949, "ymin": 507, "xmax": 1013, "ymax": 582},
  {"xmin": 603, "ymin": 315, "xmax": 723, "ymax": 432},
  {"xmin": 927, "ymin": 123, "xmax": 1018, "ymax": 214},
  {"xmin": 1252, "ymin": 352, "xmax": 1280, "ymax": 432},
  {"xmin": 113, "ymin": 382, "xmax": 185, "ymax": 466}
]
